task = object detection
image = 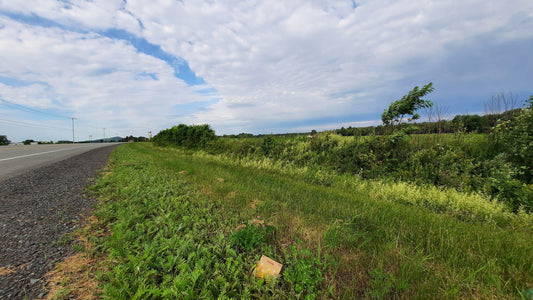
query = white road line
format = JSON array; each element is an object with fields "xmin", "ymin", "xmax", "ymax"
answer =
[{"xmin": 0, "ymin": 146, "xmax": 91, "ymax": 162}]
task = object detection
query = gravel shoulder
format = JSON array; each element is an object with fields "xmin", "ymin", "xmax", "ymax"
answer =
[{"xmin": 0, "ymin": 144, "xmax": 119, "ymax": 299}]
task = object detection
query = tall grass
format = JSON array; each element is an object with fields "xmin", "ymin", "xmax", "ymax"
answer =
[
  {"xmin": 90, "ymin": 143, "xmax": 533, "ymax": 299},
  {"xmin": 205, "ymin": 132, "xmax": 532, "ymax": 211}
]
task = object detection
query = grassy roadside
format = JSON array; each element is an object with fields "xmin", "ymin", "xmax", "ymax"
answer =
[{"xmin": 65, "ymin": 143, "xmax": 532, "ymax": 299}]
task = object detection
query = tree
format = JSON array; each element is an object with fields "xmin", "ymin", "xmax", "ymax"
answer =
[
  {"xmin": 382, "ymin": 82, "xmax": 435, "ymax": 126},
  {"xmin": 501, "ymin": 96, "xmax": 533, "ymax": 183},
  {"xmin": 0, "ymin": 135, "xmax": 10, "ymax": 145}
]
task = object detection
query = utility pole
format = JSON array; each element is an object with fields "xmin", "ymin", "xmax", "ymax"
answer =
[
  {"xmin": 71, "ymin": 118, "xmax": 76, "ymax": 144},
  {"xmin": 103, "ymin": 128, "xmax": 106, "ymax": 142}
]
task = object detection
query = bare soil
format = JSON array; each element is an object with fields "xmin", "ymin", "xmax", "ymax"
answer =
[{"xmin": 0, "ymin": 145, "xmax": 118, "ymax": 299}]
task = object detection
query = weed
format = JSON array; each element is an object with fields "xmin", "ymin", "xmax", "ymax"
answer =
[
  {"xmin": 54, "ymin": 233, "xmax": 74, "ymax": 247},
  {"xmin": 72, "ymin": 244, "xmax": 85, "ymax": 253},
  {"xmin": 284, "ymin": 243, "xmax": 327, "ymax": 299},
  {"xmin": 369, "ymin": 268, "xmax": 395, "ymax": 299},
  {"xmin": 230, "ymin": 220, "xmax": 275, "ymax": 252}
]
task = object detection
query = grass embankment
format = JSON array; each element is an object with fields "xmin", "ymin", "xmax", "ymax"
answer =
[{"xmin": 82, "ymin": 143, "xmax": 531, "ymax": 299}]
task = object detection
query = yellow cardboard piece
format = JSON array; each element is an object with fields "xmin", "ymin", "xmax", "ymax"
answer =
[{"xmin": 253, "ymin": 255, "xmax": 282, "ymax": 279}]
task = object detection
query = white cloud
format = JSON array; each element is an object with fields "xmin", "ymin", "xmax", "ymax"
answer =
[
  {"xmin": 0, "ymin": 15, "xmax": 212, "ymax": 141},
  {"xmin": 0, "ymin": 0, "xmax": 142, "ymax": 33}
]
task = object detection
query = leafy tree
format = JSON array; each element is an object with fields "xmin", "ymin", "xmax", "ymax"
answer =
[
  {"xmin": 500, "ymin": 96, "xmax": 533, "ymax": 183},
  {"xmin": 382, "ymin": 83, "xmax": 435, "ymax": 126},
  {"xmin": 0, "ymin": 135, "xmax": 10, "ymax": 145}
]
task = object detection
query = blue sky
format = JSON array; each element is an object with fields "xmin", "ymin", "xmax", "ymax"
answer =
[{"xmin": 0, "ymin": 0, "xmax": 532, "ymax": 142}]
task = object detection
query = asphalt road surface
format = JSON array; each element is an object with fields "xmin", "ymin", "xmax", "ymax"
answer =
[
  {"xmin": 0, "ymin": 143, "xmax": 120, "ymax": 180},
  {"xmin": 0, "ymin": 143, "xmax": 120, "ymax": 299}
]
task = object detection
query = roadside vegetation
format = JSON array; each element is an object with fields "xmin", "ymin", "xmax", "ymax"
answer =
[
  {"xmin": 64, "ymin": 91, "xmax": 533, "ymax": 299},
  {"xmin": 83, "ymin": 140, "xmax": 532, "ymax": 299},
  {"xmin": 151, "ymin": 93, "xmax": 533, "ymax": 213}
]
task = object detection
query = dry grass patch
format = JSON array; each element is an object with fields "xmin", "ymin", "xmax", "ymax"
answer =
[
  {"xmin": 99, "ymin": 167, "xmax": 113, "ymax": 178},
  {"xmin": 40, "ymin": 215, "xmax": 107, "ymax": 300},
  {"xmin": 283, "ymin": 214, "xmax": 323, "ymax": 245},
  {"xmin": 250, "ymin": 198, "xmax": 263, "ymax": 210},
  {"xmin": 0, "ymin": 266, "xmax": 15, "ymax": 276},
  {"xmin": 42, "ymin": 251, "xmax": 102, "ymax": 300}
]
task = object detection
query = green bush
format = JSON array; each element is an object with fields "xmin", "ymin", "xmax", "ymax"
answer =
[
  {"xmin": 152, "ymin": 124, "xmax": 216, "ymax": 148},
  {"xmin": 500, "ymin": 103, "xmax": 533, "ymax": 184},
  {"xmin": 261, "ymin": 135, "xmax": 277, "ymax": 156}
]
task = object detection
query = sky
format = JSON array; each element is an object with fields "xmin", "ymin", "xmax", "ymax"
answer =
[{"xmin": 0, "ymin": 0, "xmax": 532, "ymax": 142}]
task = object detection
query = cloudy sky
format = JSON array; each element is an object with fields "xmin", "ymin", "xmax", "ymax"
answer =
[{"xmin": 0, "ymin": 0, "xmax": 532, "ymax": 142}]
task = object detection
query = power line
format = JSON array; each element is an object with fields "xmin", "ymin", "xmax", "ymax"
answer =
[
  {"xmin": 0, "ymin": 98, "xmax": 71, "ymax": 119},
  {"xmin": 0, "ymin": 99, "xmax": 134, "ymax": 140},
  {"xmin": 0, "ymin": 118, "xmax": 71, "ymax": 131}
]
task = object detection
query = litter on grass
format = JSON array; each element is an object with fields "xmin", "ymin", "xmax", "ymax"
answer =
[{"xmin": 253, "ymin": 255, "xmax": 282, "ymax": 280}]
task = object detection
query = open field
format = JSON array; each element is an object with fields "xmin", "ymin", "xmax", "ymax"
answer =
[{"xmin": 53, "ymin": 142, "xmax": 533, "ymax": 299}]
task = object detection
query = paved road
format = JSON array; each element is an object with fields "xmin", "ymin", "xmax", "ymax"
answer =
[
  {"xmin": 0, "ymin": 144, "xmax": 120, "ymax": 299},
  {"xmin": 0, "ymin": 143, "xmax": 121, "ymax": 180}
]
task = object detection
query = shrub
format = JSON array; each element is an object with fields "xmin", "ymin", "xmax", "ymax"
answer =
[
  {"xmin": 261, "ymin": 135, "xmax": 277, "ymax": 156},
  {"xmin": 152, "ymin": 124, "xmax": 216, "ymax": 148},
  {"xmin": 500, "ymin": 102, "xmax": 533, "ymax": 183}
]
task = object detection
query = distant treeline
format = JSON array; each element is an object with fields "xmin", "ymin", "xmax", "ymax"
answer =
[
  {"xmin": 119, "ymin": 135, "xmax": 149, "ymax": 142},
  {"xmin": 219, "ymin": 110, "xmax": 522, "ymax": 139},
  {"xmin": 221, "ymin": 132, "xmax": 310, "ymax": 139},
  {"xmin": 337, "ymin": 109, "xmax": 521, "ymax": 136}
]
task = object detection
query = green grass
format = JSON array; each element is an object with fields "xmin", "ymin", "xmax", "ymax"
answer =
[{"xmin": 90, "ymin": 143, "xmax": 533, "ymax": 299}]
